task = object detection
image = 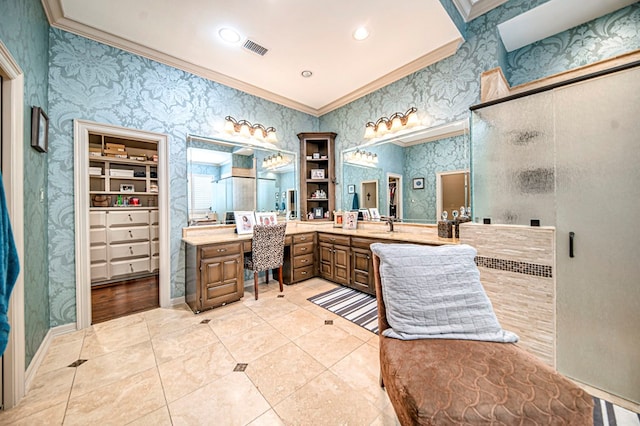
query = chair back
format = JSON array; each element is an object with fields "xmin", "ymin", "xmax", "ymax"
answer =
[
  {"xmin": 250, "ymin": 223, "xmax": 287, "ymax": 272},
  {"xmin": 372, "ymin": 254, "xmax": 390, "ymax": 334}
]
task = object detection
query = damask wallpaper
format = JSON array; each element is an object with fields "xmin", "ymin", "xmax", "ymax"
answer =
[{"xmin": 0, "ymin": 0, "xmax": 51, "ymax": 366}]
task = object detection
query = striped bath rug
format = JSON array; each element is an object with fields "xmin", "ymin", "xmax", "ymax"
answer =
[
  {"xmin": 308, "ymin": 286, "xmax": 640, "ymax": 425},
  {"xmin": 308, "ymin": 286, "xmax": 378, "ymax": 334}
]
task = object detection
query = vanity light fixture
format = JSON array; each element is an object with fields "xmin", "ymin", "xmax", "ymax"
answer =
[
  {"xmin": 364, "ymin": 107, "xmax": 419, "ymax": 139},
  {"xmin": 262, "ymin": 152, "xmax": 292, "ymax": 170},
  {"xmin": 224, "ymin": 116, "xmax": 277, "ymax": 143},
  {"xmin": 344, "ymin": 149, "xmax": 379, "ymax": 168}
]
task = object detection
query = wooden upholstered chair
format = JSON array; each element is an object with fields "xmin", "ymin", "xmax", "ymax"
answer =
[{"xmin": 244, "ymin": 223, "xmax": 287, "ymax": 300}]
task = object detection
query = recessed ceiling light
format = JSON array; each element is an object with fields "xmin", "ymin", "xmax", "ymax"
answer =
[
  {"xmin": 301, "ymin": 70, "xmax": 313, "ymax": 78},
  {"xmin": 353, "ymin": 26, "xmax": 369, "ymax": 41},
  {"xmin": 218, "ymin": 27, "xmax": 241, "ymax": 43}
]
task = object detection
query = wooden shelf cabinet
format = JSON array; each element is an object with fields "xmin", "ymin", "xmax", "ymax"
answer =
[{"xmin": 298, "ymin": 132, "xmax": 336, "ymax": 221}]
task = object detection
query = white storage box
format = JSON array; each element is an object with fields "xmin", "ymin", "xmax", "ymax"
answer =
[
  {"xmin": 89, "ymin": 167, "xmax": 102, "ymax": 176},
  {"xmin": 109, "ymin": 169, "xmax": 134, "ymax": 177}
]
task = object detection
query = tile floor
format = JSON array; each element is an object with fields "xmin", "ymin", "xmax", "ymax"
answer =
[{"xmin": 0, "ymin": 278, "xmax": 400, "ymax": 425}]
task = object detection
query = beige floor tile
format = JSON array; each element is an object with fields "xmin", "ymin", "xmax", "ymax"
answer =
[
  {"xmin": 196, "ymin": 298, "xmax": 248, "ymax": 320},
  {"xmin": 247, "ymin": 409, "xmax": 285, "ymax": 426},
  {"xmin": 370, "ymin": 410, "xmax": 401, "ymax": 426},
  {"xmin": 143, "ymin": 305, "xmax": 193, "ymax": 323},
  {"xmin": 0, "ymin": 368, "xmax": 74, "ymax": 425},
  {"xmin": 248, "ymin": 297, "xmax": 299, "ymax": 323},
  {"xmin": 206, "ymin": 306, "xmax": 265, "ymax": 340},
  {"xmin": 80, "ymin": 320, "xmax": 150, "ymax": 358},
  {"xmin": 91, "ymin": 312, "xmax": 145, "ymax": 333},
  {"xmin": 49, "ymin": 329, "xmax": 85, "ymax": 346},
  {"xmin": 245, "ymin": 342, "xmax": 326, "ymax": 406},
  {"xmin": 330, "ymin": 342, "xmax": 388, "ymax": 407},
  {"xmin": 0, "ymin": 401, "xmax": 66, "ymax": 426},
  {"xmin": 128, "ymin": 405, "xmax": 173, "ymax": 426},
  {"xmin": 268, "ymin": 307, "xmax": 325, "ymax": 340},
  {"xmin": 64, "ymin": 368, "xmax": 165, "ymax": 425},
  {"xmin": 273, "ymin": 370, "xmax": 380, "ymax": 426},
  {"xmin": 332, "ymin": 316, "xmax": 378, "ymax": 342},
  {"xmin": 145, "ymin": 311, "xmax": 202, "ymax": 339},
  {"xmin": 299, "ymin": 301, "xmax": 339, "ymax": 319},
  {"xmin": 283, "ymin": 286, "xmax": 330, "ymax": 307},
  {"xmin": 71, "ymin": 340, "xmax": 156, "ymax": 399},
  {"xmin": 168, "ymin": 373, "xmax": 270, "ymax": 426},
  {"xmin": 158, "ymin": 341, "xmax": 237, "ymax": 403},
  {"xmin": 151, "ymin": 323, "xmax": 219, "ymax": 364},
  {"xmin": 294, "ymin": 323, "xmax": 364, "ymax": 368},
  {"xmin": 36, "ymin": 336, "xmax": 84, "ymax": 375},
  {"xmin": 220, "ymin": 322, "xmax": 289, "ymax": 363},
  {"xmin": 367, "ymin": 334, "xmax": 380, "ymax": 349}
]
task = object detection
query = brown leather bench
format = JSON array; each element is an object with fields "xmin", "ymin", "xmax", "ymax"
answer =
[{"xmin": 372, "ymin": 253, "xmax": 594, "ymax": 425}]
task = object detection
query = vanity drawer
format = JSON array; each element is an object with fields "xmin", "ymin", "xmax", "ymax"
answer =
[
  {"xmin": 150, "ymin": 210, "xmax": 159, "ymax": 225},
  {"xmin": 90, "ymin": 228, "xmax": 106, "ymax": 245},
  {"xmin": 293, "ymin": 242, "xmax": 314, "ymax": 257},
  {"xmin": 318, "ymin": 233, "xmax": 350, "ymax": 246},
  {"xmin": 110, "ymin": 257, "xmax": 150, "ymax": 278},
  {"xmin": 151, "ymin": 254, "xmax": 159, "ymax": 272},
  {"xmin": 200, "ymin": 243, "xmax": 242, "ymax": 259},
  {"xmin": 293, "ymin": 253, "xmax": 314, "ymax": 269},
  {"xmin": 110, "ymin": 241, "xmax": 150, "ymax": 260},
  {"xmin": 109, "ymin": 226, "xmax": 150, "ymax": 244},
  {"xmin": 350, "ymin": 237, "xmax": 381, "ymax": 249},
  {"xmin": 91, "ymin": 245, "xmax": 107, "ymax": 263},
  {"xmin": 151, "ymin": 241, "xmax": 159, "ymax": 256},
  {"xmin": 293, "ymin": 265, "xmax": 314, "ymax": 282},
  {"xmin": 91, "ymin": 263, "xmax": 108, "ymax": 282},
  {"xmin": 107, "ymin": 210, "xmax": 149, "ymax": 227},
  {"xmin": 150, "ymin": 225, "xmax": 159, "ymax": 241},
  {"xmin": 293, "ymin": 233, "xmax": 314, "ymax": 244},
  {"xmin": 90, "ymin": 211, "xmax": 106, "ymax": 228}
]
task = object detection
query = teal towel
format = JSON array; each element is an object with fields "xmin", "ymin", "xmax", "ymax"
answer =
[
  {"xmin": 0, "ymin": 172, "xmax": 20, "ymax": 356},
  {"xmin": 351, "ymin": 192, "xmax": 359, "ymax": 210}
]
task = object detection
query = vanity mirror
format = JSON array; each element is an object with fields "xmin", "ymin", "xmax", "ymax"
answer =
[
  {"xmin": 341, "ymin": 119, "xmax": 470, "ymax": 224},
  {"xmin": 187, "ymin": 134, "xmax": 298, "ymax": 226}
]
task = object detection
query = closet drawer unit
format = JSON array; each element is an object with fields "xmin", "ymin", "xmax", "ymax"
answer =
[
  {"xmin": 293, "ymin": 253, "xmax": 314, "ymax": 269},
  {"xmin": 90, "ymin": 228, "xmax": 107, "ymax": 245},
  {"xmin": 293, "ymin": 233, "xmax": 314, "ymax": 244},
  {"xmin": 90, "ymin": 211, "xmax": 106, "ymax": 228},
  {"xmin": 110, "ymin": 241, "xmax": 150, "ymax": 260},
  {"xmin": 151, "ymin": 255, "xmax": 159, "ymax": 272},
  {"xmin": 91, "ymin": 245, "xmax": 107, "ymax": 263},
  {"xmin": 91, "ymin": 263, "xmax": 108, "ymax": 282},
  {"xmin": 107, "ymin": 210, "xmax": 149, "ymax": 227},
  {"xmin": 110, "ymin": 257, "xmax": 150, "ymax": 277},
  {"xmin": 150, "ymin": 210, "xmax": 159, "ymax": 225},
  {"xmin": 318, "ymin": 233, "xmax": 350, "ymax": 246},
  {"xmin": 150, "ymin": 225, "xmax": 159, "ymax": 241},
  {"xmin": 109, "ymin": 226, "xmax": 150, "ymax": 244},
  {"xmin": 293, "ymin": 242, "xmax": 314, "ymax": 257},
  {"xmin": 151, "ymin": 241, "xmax": 159, "ymax": 256},
  {"xmin": 293, "ymin": 265, "xmax": 314, "ymax": 282}
]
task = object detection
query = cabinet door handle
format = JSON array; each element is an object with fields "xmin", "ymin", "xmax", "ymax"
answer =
[
  {"xmin": 569, "ymin": 232, "xmax": 575, "ymax": 258},
  {"xmin": 129, "ymin": 230, "xmax": 133, "ymax": 237},
  {"xmin": 128, "ymin": 214, "xmax": 133, "ymax": 221},
  {"xmin": 300, "ymin": 236, "xmax": 306, "ymax": 241},
  {"xmin": 330, "ymin": 238, "xmax": 335, "ymax": 242},
  {"xmin": 129, "ymin": 264, "xmax": 134, "ymax": 273},
  {"xmin": 301, "ymin": 271, "xmax": 307, "ymax": 275},
  {"xmin": 301, "ymin": 259, "xmax": 308, "ymax": 263},
  {"xmin": 129, "ymin": 246, "xmax": 133, "ymax": 254},
  {"xmin": 300, "ymin": 247, "xmax": 307, "ymax": 252},
  {"xmin": 217, "ymin": 248, "xmax": 227, "ymax": 253}
]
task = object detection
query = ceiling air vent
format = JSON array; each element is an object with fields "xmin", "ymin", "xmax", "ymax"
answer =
[{"xmin": 243, "ymin": 39, "xmax": 268, "ymax": 56}]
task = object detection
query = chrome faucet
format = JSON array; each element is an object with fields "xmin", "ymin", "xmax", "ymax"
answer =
[{"xmin": 386, "ymin": 216, "xmax": 395, "ymax": 232}]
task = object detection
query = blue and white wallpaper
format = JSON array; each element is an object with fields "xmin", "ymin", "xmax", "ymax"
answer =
[
  {"xmin": 1, "ymin": 0, "xmax": 639, "ymax": 367},
  {"xmin": 0, "ymin": 0, "xmax": 51, "ymax": 367}
]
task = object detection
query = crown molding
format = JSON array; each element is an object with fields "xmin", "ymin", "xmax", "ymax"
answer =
[{"xmin": 452, "ymin": 0, "xmax": 508, "ymax": 22}]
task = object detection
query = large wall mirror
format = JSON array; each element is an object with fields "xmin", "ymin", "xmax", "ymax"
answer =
[
  {"xmin": 187, "ymin": 134, "xmax": 298, "ymax": 226},
  {"xmin": 341, "ymin": 119, "xmax": 470, "ymax": 224}
]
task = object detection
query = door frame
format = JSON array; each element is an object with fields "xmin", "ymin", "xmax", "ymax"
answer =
[
  {"xmin": 360, "ymin": 179, "xmax": 378, "ymax": 210},
  {"xmin": 386, "ymin": 173, "xmax": 402, "ymax": 219},
  {"xmin": 0, "ymin": 41, "xmax": 26, "ymax": 409},
  {"xmin": 436, "ymin": 169, "xmax": 469, "ymax": 221},
  {"xmin": 74, "ymin": 120, "xmax": 171, "ymax": 330}
]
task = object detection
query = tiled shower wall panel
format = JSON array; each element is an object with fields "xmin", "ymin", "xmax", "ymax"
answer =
[{"xmin": 459, "ymin": 223, "xmax": 555, "ymax": 366}]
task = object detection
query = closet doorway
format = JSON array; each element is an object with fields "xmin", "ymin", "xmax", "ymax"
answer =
[
  {"xmin": 436, "ymin": 170, "xmax": 470, "ymax": 220},
  {"xmin": 386, "ymin": 173, "xmax": 402, "ymax": 219}
]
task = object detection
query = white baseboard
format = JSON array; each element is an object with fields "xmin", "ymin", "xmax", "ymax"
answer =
[
  {"xmin": 171, "ymin": 296, "xmax": 186, "ymax": 306},
  {"xmin": 24, "ymin": 323, "xmax": 77, "ymax": 393}
]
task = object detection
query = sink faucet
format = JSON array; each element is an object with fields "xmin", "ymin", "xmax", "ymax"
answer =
[{"xmin": 386, "ymin": 216, "xmax": 395, "ymax": 232}]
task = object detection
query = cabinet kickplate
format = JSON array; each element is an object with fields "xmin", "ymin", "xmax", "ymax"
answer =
[
  {"xmin": 325, "ymin": 320, "xmax": 333, "ymax": 325},
  {"xmin": 68, "ymin": 359, "xmax": 88, "ymax": 368},
  {"xmin": 234, "ymin": 363, "xmax": 248, "ymax": 372}
]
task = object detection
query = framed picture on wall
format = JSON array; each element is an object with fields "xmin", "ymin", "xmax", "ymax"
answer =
[
  {"xmin": 31, "ymin": 106, "xmax": 49, "ymax": 153},
  {"xmin": 347, "ymin": 184, "xmax": 355, "ymax": 194},
  {"xmin": 413, "ymin": 177, "xmax": 425, "ymax": 190}
]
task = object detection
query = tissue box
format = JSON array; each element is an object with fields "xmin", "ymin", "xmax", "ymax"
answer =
[
  {"xmin": 89, "ymin": 167, "xmax": 102, "ymax": 176},
  {"xmin": 109, "ymin": 169, "xmax": 134, "ymax": 177}
]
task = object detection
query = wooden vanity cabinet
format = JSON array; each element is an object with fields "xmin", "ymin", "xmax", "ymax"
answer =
[
  {"xmin": 350, "ymin": 237, "xmax": 377, "ymax": 295},
  {"xmin": 185, "ymin": 242, "xmax": 244, "ymax": 313},
  {"xmin": 283, "ymin": 232, "xmax": 316, "ymax": 283},
  {"xmin": 318, "ymin": 233, "xmax": 350, "ymax": 285}
]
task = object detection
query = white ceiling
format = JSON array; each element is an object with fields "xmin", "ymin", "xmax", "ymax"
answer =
[{"xmin": 42, "ymin": 0, "xmax": 466, "ymax": 116}]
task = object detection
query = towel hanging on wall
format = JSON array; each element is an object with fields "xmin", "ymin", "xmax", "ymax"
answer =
[
  {"xmin": 0, "ymin": 172, "xmax": 20, "ymax": 356},
  {"xmin": 352, "ymin": 192, "xmax": 360, "ymax": 210}
]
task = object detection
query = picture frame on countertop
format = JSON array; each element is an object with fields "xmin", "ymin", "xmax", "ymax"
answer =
[
  {"xmin": 234, "ymin": 211, "xmax": 256, "ymax": 235},
  {"xmin": 359, "ymin": 209, "xmax": 370, "ymax": 221},
  {"xmin": 120, "ymin": 184, "xmax": 135, "ymax": 193},
  {"xmin": 255, "ymin": 212, "xmax": 278, "ymax": 226},
  {"xmin": 369, "ymin": 207, "xmax": 380, "ymax": 221},
  {"xmin": 333, "ymin": 211, "xmax": 344, "ymax": 228},
  {"xmin": 31, "ymin": 106, "xmax": 49, "ymax": 153},
  {"xmin": 343, "ymin": 211, "xmax": 358, "ymax": 230},
  {"xmin": 313, "ymin": 207, "xmax": 324, "ymax": 219},
  {"xmin": 310, "ymin": 169, "xmax": 325, "ymax": 179},
  {"xmin": 412, "ymin": 177, "xmax": 425, "ymax": 190}
]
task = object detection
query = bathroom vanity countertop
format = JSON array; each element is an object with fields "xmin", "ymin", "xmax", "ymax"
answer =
[{"xmin": 182, "ymin": 221, "xmax": 457, "ymax": 246}]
